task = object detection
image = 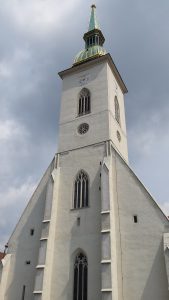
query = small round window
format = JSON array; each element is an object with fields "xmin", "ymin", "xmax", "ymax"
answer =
[{"xmin": 78, "ymin": 123, "xmax": 89, "ymax": 135}]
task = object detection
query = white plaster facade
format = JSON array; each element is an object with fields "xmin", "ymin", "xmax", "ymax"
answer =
[{"xmin": 0, "ymin": 26, "xmax": 169, "ymax": 300}]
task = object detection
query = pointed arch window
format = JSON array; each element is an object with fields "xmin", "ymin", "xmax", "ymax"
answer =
[
  {"xmin": 73, "ymin": 170, "xmax": 89, "ymax": 209},
  {"xmin": 73, "ymin": 252, "xmax": 88, "ymax": 300},
  {"xmin": 78, "ymin": 88, "xmax": 91, "ymax": 116},
  {"xmin": 114, "ymin": 96, "xmax": 120, "ymax": 125}
]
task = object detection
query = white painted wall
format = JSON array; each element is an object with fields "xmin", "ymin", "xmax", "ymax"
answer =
[
  {"xmin": 58, "ymin": 57, "xmax": 128, "ymax": 162},
  {"xmin": 0, "ymin": 255, "xmax": 12, "ymax": 300},
  {"xmin": 111, "ymin": 148, "xmax": 169, "ymax": 300},
  {"xmin": 58, "ymin": 62, "xmax": 109, "ymax": 153},
  {"xmin": 48, "ymin": 144, "xmax": 105, "ymax": 300},
  {"xmin": 107, "ymin": 64, "xmax": 128, "ymax": 162},
  {"xmin": 0, "ymin": 161, "xmax": 54, "ymax": 300}
]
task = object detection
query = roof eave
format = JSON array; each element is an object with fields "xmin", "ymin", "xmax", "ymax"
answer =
[
  {"xmin": 58, "ymin": 53, "xmax": 128, "ymax": 94},
  {"xmin": 106, "ymin": 53, "xmax": 128, "ymax": 94}
]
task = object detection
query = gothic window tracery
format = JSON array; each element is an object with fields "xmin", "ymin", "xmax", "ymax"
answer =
[
  {"xmin": 78, "ymin": 123, "xmax": 89, "ymax": 135},
  {"xmin": 73, "ymin": 252, "xmax": 88, "ymax": 300},
  {"xmin": 73, "ymin": 170, "xmax": 89, "ymax": 209},
  {"xmin": 114, "ymin": 96, "xmax": 120, "ymax": 125},
  {"xmin": 78, "ymin": 88, "xmax": 90, "ymax": 116}
]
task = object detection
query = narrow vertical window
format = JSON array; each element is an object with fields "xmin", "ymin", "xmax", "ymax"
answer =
[
  {"xmin": 73, "ymin": 170, "xmax": 89, "ymax": 209},
  {"xmin": 87, "ymin": 38, "xmax": 90, "ymax": 47},
  {"xmin": 133, "ymin": 215, "xmax": 138, "ymax": 223},
  {"xmin": 73, "ymin": 253, "xmax": 88, "ymax": 300},
  {"xmin": 22, "ymin": 285, "xmax": 26, "ymax": 300},
  {"xmin": 30, "ymin": 228, "xmax": 34, "ymax": 236},
  {"xmin": 78, "ymin": 88, "xmax": 90, "ymax": 116},
  {"xmin": 114, "ymin": 96, "xmax": 120, "ymax": 125},
  {"xmin": 77, "ymin": 217, "xmax": 80, "ymax": 226},
  {"xmin": 95, "ymin": 35, "xmax": 98, "ymax": 45}
]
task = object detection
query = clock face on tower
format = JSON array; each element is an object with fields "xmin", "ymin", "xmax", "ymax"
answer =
[{"xmin": 79, "ymin": 74, "xmax": 90, "ymax": 86}]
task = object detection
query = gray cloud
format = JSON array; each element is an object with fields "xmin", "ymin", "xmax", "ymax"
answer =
[{"xmin": 0, "ymin": 0, "xmax": 169, "ymax": 250}]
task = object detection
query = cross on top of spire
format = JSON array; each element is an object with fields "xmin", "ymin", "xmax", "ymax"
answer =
[{"xmin": 88, "ymin": 4, "xmax": 100, "ymax": 31}]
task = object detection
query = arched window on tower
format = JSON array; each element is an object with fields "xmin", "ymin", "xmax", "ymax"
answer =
[
  {"xmin": 78, "ymin": 88, "xmax": 91, "ymax": 116},
  {"xmin": 73, "ymin": 252, "xmax": 88, "ymax": 300},
  {"xmin": 114, "ymin": 96, "xmax": 120, "ymax": 125},
  {"xmin": 73, "ymin": 170, "xmax": 89, "ymax": 209}
]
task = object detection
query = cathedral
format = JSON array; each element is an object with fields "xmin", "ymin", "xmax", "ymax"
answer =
[{"xmin": 1, "ymin": 5, "xmax": 169, "ymax": 300}]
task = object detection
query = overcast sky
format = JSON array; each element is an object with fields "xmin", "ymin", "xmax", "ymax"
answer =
[{"xmin": 0, "ymin": 0, "xmax": 169, "ymax": 251}]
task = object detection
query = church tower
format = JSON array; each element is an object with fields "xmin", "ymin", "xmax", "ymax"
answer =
[
  {"xmin": 1, "ymin": 5, "xmax": 169, "ymax": 300},
  {"xmin": 58, "ymin": 4, "xmax": 128, "ymax": 162}
]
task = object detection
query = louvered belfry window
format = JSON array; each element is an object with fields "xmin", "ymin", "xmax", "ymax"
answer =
[
  {"xmin": 73, "ymin": 253, "xmax": 88, "ymax": 300},
  {"xmin": 73, "ymin": 170, "xmax": 89, "ymax": 209},
  {"xmin": 78, "ymin": 88, "xmax": 90, "ymax": 116}
]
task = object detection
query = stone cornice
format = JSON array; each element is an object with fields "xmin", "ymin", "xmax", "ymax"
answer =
[{"xmin": 58, "ymin": 53, "xmax": 128, "ymax": 94}]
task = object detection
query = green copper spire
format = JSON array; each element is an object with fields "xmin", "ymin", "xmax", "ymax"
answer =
[
  {"xmin": 88, "ymin": 4, "xmax": 100, "ymax": 31},
  {"xmin": 73, "ymin": 5, "xmax": 106, "ymax": 65}
]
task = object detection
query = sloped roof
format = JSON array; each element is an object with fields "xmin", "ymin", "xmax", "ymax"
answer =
[
  {"xmin": 0, "ymin": 252, "xmax": 5, "ymax": 261},
  {"xmin": 112, "ymin": 145, "xmax": 169, "ymax": 223}
]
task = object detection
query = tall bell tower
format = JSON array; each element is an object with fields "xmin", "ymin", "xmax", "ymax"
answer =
[
  {"xmin": 58, "ymin": 4, "xmax": 128, "ymax": 162},
  {"xmin": 45, "ymin": 4, "xmax": 129, "ymax": 300},
  {"xmin": 40, "ymin": 5, "xmax": 129, "ymax": 300}
]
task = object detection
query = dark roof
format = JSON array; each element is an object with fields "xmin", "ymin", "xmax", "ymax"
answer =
[{"xmin": 0, "ymin": 252, "xmax": 5, "ymax": 261}]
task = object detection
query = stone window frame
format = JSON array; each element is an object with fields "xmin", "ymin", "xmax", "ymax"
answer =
[
  {"xmin": 73, "ymin": 252, "xmax": 88, "ymax": 300},
  {"xmin": 73, "ymin": 170, "xmax": 89, "ymax": 209},
  {"xmin": 78, "ymin": 88, "xmax": 91, "ymax": 117}
]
